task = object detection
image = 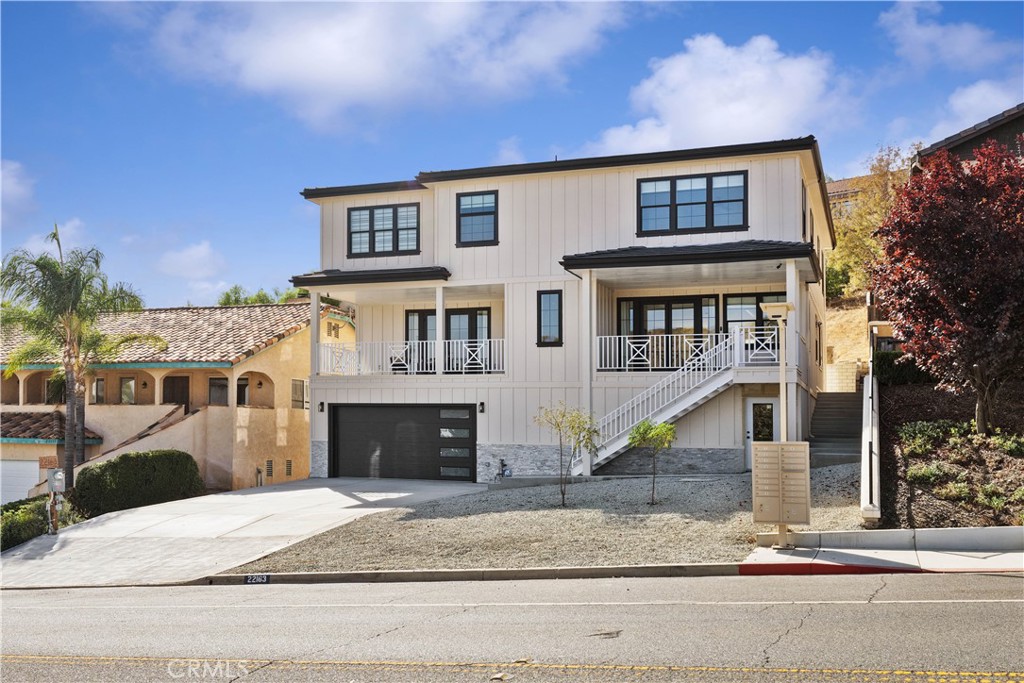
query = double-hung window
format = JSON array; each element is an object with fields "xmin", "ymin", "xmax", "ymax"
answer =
[
  {"xmin": 348, "ymin": 203, "xmax": 419, "ymax": 257},
  {"xmin": 456, "ymin": 191, "xmax": 498, "ymax": 246},
  {"xmin": 638, "ymin": 172, "xmax": 747, "ymax": 235}
]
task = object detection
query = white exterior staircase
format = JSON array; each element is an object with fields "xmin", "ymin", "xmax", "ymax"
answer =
[{"xmin": 579, "ymin": 327, "xmax": 778, "ymax": 474}]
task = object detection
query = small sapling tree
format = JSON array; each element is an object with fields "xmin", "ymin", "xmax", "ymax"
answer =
[
  {"xmin": 535, "ymin": 403, "xmax": 599, "ymax": 507},
  {"xmin": 628, "ymin": 419, "xmax": 676, "ymax": 505}
]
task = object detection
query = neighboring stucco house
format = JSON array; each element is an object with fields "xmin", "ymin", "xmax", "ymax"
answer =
[
  {"xmin": 0, "ymin": 411, "xmax": 102, "ymax": 504},
  {"xmin": 293, "ymin": 137, "xmax": 835, "ymax": 483},
  {"xmin": 1, "ymin": 302, "xmax": 353, "ymax": 499}
]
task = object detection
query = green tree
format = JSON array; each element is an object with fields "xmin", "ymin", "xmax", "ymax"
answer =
[
  {"xmin": 831, "ymin": 146, "xmax": 916, "ymax": 296},
  {"xmin": 2, "ymin": 226, "xmax": 158, "ymax": 487},
  {"xmin": 217, "ymin": 285, "xmax": 274, "ymax": 306},
  {"xmin": 535, "ymin": 403, "xmax": 599, "ymax": 507},
  {"xmin": 627, "ymin": 419, "xmax": 676, "ymax": 505}
]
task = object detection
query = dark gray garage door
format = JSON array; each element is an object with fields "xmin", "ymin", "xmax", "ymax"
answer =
[{"xmin": 329, "ymin": 404, "xmax": 476, "ymax": 482}]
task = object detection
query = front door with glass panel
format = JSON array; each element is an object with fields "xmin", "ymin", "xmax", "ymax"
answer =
[
  {"xmin": 744, "ymin": 397, "xmax": 780, "ymax": 469},
  {"xmin": 405, "ymin": 311, "xmax": 436, "ymax": 374},
  {"xmin": 446, "ymin": 308, "xmax": 490, "ymax": 373},
  {"xmin": 619, "ymin": 297, "xmax": 716, "ymax": 369}
]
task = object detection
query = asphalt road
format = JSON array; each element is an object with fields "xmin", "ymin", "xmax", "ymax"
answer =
[{"xmin": 2, "ymin": 573, "xmax": 1022, "ymax": 682}]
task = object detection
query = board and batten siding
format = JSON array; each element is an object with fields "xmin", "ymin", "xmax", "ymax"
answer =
[{"xmin": 318, "ymin": 155, "xmax": 811, "ymax": 276}]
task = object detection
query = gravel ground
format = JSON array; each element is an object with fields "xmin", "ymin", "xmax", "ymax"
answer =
[{"xmin": 235, "ymin": 464, "xmax": 863, "ymax": 573}]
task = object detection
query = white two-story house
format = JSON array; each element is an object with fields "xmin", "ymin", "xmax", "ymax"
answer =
[{"xmin": 293, "ymin": 137, "xmax": 834, "ymax": 483}]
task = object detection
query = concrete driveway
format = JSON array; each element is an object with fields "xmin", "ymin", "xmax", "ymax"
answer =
[{"xmin": 0, "ymin": 478, "xmax": 484, "ymax": 589}]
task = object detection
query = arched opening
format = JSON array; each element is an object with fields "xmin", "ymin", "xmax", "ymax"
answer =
[
  {"xmin": 1, "ymin": 374, "xmax": 20, "ymax": 405},
  {"xmin": 237, "ymin": 371, "xmax": 274, "ymax": 409}
]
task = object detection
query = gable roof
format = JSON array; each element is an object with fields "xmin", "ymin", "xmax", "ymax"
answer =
[
  {"xmin": 1, "ymin": 303, "xmax": 314, "ymax": 369},
  {"xmin": 826, "ymin": 175, "xmax": 869, "ymax": 200},
  {"xmin": 1, "ymin": 411, "xmax": 102, "ymax": 443},
  {"xmin": 915, "ymin": 102, "xmax": 1024, "ymax": 161}
]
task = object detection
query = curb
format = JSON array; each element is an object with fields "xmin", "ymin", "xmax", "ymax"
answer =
[{"xmin": 196, "ymin": 563, "xmax": 741, "ymax": 586}]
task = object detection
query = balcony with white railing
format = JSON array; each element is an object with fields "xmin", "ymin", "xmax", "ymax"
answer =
[
  {"xmin": 319, "ymin": 339, "xmax": 505, "ymax": 376},
  {"xmin": 596, "ymin": 327, "xmax": 779, "ymax": 371}
]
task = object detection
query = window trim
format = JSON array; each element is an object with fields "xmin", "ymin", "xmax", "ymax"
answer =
[
  {"xmin": 722, "ymin": 292, "xmax": 787, "ymax": 331},
  {"xmin": 636, "ymin": 171, "xmax": 749, "ymax": 236},
  {"xmin": 537, "ymin": 290, "xmax": 563, "ymax": 347},
  {"xmin": 456, "ymin": 190, "xmax": 499, "ymax": 247},
  {"xmin": 615, "ymin": 295, "xmax": 719, "ymax": 336},
  {"xmin": 347, "ymin": 202, "xmax": 420, "ymax": 258}
]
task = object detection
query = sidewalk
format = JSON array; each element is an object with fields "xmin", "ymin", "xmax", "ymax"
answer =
[{"xmin": 741, "ymin": 526, "xmax": 1024, "ymax": 575}]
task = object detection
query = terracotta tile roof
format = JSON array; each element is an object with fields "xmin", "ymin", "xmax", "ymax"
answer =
[
  {"xmin": 1, "ymin": 411, "xmax": 102, "ymax": 442},
  {"xmin": 2, "ymin": 303, "xmax": 313, "ymax": 367},
  {"xmin": 826, "ymin": 175, "xmax": 869, "ymax": 199}
]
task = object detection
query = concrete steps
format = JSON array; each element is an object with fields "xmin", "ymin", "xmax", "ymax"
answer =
[{"xmin": 809, "ymin": 390, "xmax": 863, "ymax": 467}]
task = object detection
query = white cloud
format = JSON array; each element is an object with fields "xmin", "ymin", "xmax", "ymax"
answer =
[
  {"xmin": 2, "ymin": 159, "xmax": 36, "ymax": 227},
  {"xmin": 879, "ymin": 2, "xmax": 1020, "ymax": 72},
  {"xmin": 145, "ymin": 3, "xmax": 624, "ymax": 129},
  {"xmin": 157, "ymin": 240, "xmax": 227, "ymax": 281},
  {"xmin": 21, "ymin": 217, "xmax": 86, "ymax": 256},
  {"xmin": 494, "ymin": 137, "xmax": 526, "ymax": 165},
  {"xmin": 926, "ymin": 79, "xmax": 1023, "ymax": 144},
  {"xmin": 586, "ymin": 34, "xmax": 849, "ymax": 155}
]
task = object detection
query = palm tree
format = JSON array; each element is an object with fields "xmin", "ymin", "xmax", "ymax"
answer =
[{"xmin": 2, "ymin": 226, "xmax": 154, "ymax": 487}]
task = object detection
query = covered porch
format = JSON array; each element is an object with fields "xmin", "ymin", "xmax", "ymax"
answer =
[{"xmin": 295, "ymin": 267, "xmax": 507, "ymax": 377}]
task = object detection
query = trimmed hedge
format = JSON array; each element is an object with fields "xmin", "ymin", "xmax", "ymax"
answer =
[
  {"xmin": 72, "ymin": 449, "xmax": 204, "ymax": 518},
  {"xmin": 873, "ymin": 350, "xmax": 935, "ymax": 385},
  {"xmin": 1, "ymin": 497, "xmax": 48, "ymax": 551}
]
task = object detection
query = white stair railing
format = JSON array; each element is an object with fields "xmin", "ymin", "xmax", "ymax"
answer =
[
  {"xmin": 596, "ymin": 333, "xmax": 733, "ymax": 447},
  {"xmin": 593, "ymin": 326, "xmax": 780, "ymax": 456}
]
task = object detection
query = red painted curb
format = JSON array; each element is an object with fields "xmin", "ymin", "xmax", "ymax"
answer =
[{"xmin": 739, "ymin": 563, "xmax": 922, "ymax": 576}]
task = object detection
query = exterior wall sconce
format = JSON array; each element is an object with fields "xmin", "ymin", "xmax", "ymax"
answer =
[
  {"xmin": 141, "ymin": 381, "xmax": 148, "ymax": 389},
  {"xmin": 318, "ymin": 402, "xmax": 325, "ymax": 413},
  {"xmin": 256, "ymin": 380, "xmax": 263, "ymax": 389},
  {"xmin": 478, "ymin": 402, "xmax": 485, "ymax": 414}
]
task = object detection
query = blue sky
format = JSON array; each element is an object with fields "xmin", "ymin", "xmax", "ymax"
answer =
[{"xmin": 2, "ymin": 2, "xmax": 1022, "ymax": 308}]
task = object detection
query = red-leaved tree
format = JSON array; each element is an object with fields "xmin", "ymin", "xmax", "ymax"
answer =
[{"xmin": 872, "ymin": 138, "xmax": 1024, "ymax": 435}]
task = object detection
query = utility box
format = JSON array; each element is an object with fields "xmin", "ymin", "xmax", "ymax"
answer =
[{"xmin": 752, "ymin": 442, "xmax": 811, "ymax": 525}]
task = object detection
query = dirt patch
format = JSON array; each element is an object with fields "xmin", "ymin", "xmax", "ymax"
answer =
[
  {"xmin": 879, "ymin": 382, "xmax": 1024, "ymax": 529},
  {"xmin": 825, "ymin": 297, "xmax": 869, "ymax": 365}
]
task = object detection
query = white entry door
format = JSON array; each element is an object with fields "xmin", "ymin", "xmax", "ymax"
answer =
[{"xmin": 744, "ymin": 397, "xmax": 780, "ymax": 470}]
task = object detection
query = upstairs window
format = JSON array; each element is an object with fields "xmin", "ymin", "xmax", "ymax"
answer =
[
  {"xmin": 457, "ymin": 191, "xmax": 498, "ymax": 246},
  {"xmin": 348, "ymin": 203, "xmax": 419, "ymax": 257},
  {"xmin": 638, "ymin": 172, "xmax": 748, "ymax": 235}
]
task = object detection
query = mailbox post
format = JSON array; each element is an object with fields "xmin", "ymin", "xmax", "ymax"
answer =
[{"xmin": 753, "ymin": 301, "xmax": 809, "ymax": 548}]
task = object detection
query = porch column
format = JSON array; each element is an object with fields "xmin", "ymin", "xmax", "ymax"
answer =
[
  {"xmin": 17, "ymin": 371, "xmax": 30, "ymax": 405},
  {"xmin": 580, "ymin": 270, "xmax": 594, "ymax": 475},
  {"xmin": 785, "ymin": 259, "xmax": 800, "ymax": 439},
  {"xmin": 434, "ymin": 286, "xmax": 445, "ymax": 375},
  {"xmin": 150, "ymin": 369, "xmax": 170, "ymax": 406},
  {"xmin": 310, "ymin": 292, "xmax": 321, "ymax": 377}
]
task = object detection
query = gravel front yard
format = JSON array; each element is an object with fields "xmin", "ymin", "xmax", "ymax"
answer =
[{"xmin": 235, "ymin": 464, "xmax": 863, "ymax": 573}]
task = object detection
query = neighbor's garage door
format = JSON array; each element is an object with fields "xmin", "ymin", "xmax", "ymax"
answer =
[
  {"xmin": 1, "ymin": 460, "xmax": 40, "ymax": 505},
  {"xmin": 330, "ymin": 404, "xmax": 476, "ymax": 482}
]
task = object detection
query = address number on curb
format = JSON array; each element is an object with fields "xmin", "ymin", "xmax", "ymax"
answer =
[{"xmin": 245, "ymin": 574, "xmax": 270, "ymax": 584}]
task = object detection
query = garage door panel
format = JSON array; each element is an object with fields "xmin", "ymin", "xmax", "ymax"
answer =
[{"xmin": 331, "ymin": 404, "xmax": 476, "ymax": 482}]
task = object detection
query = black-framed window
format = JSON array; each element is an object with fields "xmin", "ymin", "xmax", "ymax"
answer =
[
  {"xmin": 616, "ymin": 296, "xmax": 718, "ymax": 337},
  {"xmin": 537, "ymin": 290, "xmax": 563, "ymax": 347},
  {"xmin": 456, "ymin": 191, "xmax": 498, "ymax": 246},
  {"xmin": 723, "ymin": 293, "xmax": 786, "ymax": 331},
  {"xmin": 637, "ymin": 172, "xmax": 748, "ymax": 235},
  {"xmin": 348, "ymin": 203, "xmax": 419, "ymax": 257}
]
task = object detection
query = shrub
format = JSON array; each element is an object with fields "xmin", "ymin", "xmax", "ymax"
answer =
[
  {"xmin": 873, "ymin": 351, "xmax": 935, "ymax": 385},
  {"xmin": 72, "ymin": 449, "xmax": 204, "ymax": 518},
  {"xmin": 1009, "ymin": 486, "xmax": 1024, "ymax": 504},
  {"xmin": 1, "ymin": 494, "xmax": 46, "ymax": 515},
  {"xmin": 1, "ymin": 498, "xmax": 48, "ymax": 551},
  {"xmin": 897, "ymin": 420, "xmax": 960, "ymax": 458},
  {"xmin": 934, "ymin": 481, "xmax": 970, "ymax": 502},
  {"xmin": 905, "ymin": 462, "xmax": 950, "ymax": 485},
  {"xmin": 976, "ymin": 483, "xmax": 1007, "ymax": 511},
  {"xmin": 825, "ymin": 263, "xmax": 850, "ymax": 302},
  {"xmin": 991, "ymin": 431, "xmax": 1024, "ymax": 458}
]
